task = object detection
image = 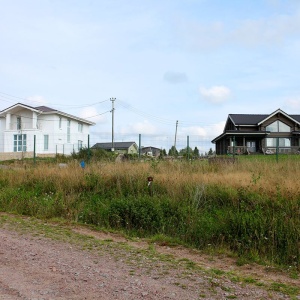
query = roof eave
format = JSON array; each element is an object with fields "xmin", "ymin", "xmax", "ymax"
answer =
[
  {"xmin": 211, "ymin": 131, "xmax": 270, "ymax": 143},
  {"xmin": 257, "ymin": 108, "xmax": 300, "ymax": 126},
  {"xmin": 42, "ymin": 110, "xmax": 95, "ymax": 125}
]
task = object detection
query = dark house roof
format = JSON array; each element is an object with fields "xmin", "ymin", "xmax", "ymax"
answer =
[
  {"xmin": 229, "ymin": 114, "xmax": 268, "ymax": 125},
  {"xmin": 92, "ymin": 142, "xmax": 137, "ymax": 150},
  {"xmin": 35, "ymin": 105, "xmax": 57, "ymax": 113},
  {"xmin": 212, "ymin": 108, "xmax": 300, "ymax": 144}
]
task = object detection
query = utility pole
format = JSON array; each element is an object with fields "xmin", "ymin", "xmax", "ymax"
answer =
[
  {"xmin": 174, "ymin": 120, "xmax": 178, "ymax": 156},
  {"xmin": 110, "ymin": 97, "xmax": 116, "ymax": 152}
]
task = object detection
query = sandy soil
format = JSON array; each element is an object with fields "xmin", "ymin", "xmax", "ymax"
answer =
[{"xmin": 0, "ymin": 216, "xmax": 299, "ymax": 300}]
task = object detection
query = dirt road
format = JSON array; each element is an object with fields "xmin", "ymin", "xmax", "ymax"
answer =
[{"xmin": 0, "ymin": 214, "xmax": 298, "ymax": 299}]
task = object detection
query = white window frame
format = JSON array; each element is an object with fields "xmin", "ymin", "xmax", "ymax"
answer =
[
  {"xmin": 266, "ymin": 120, "xmax": 290, "ymax": 132},
  {"xmin": 44, "ymin": 135, "xmax": 49, "ymax": 151},
  {"xmin": 13, "ymin": 134, "xmax": 26, "ymax": 152}
]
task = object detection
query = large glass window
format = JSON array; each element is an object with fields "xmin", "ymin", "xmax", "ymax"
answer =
[
  {"xmin": 78, "ymin": 123, "xmax": 83, "ymax": 132},
  {"xmin": 44, "ymin": 135, "xmax": 49, "ymax": 150},
  {"xmin": 266, "ymin": 120, "xmax": 290, "ymax": 132},
  {"xmin": 266, "ymin": 138, "xmax": 291, "ymax": 147},
  {"xmin": 13, "ymin": 134, "xmax": 26, "ymax": 152}
]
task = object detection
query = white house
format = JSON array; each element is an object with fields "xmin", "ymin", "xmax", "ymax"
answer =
[{"xmin": 0, "ymin": 103, "xmax": 95, "ymax": 159}]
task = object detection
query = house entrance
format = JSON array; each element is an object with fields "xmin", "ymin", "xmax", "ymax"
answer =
[{"xmin": 247, "ymin": 141, "xmax": 256, "ymax": 152}]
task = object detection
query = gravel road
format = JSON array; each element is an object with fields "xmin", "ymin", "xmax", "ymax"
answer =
[{"xmin": 0, "ymin": 215, "xmax": 298, "ymax": 299}]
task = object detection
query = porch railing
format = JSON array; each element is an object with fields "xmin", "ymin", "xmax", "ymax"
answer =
[
  {"xmin": 8, "ymin": 122, "xmax": 42, "ymax": 130},
  {"xmin": 227, "ymin": 146, "xmax": 248, "ymax": 154},
  {"xmin": 227, "ymin": 146, "xmax": 300, "ymax": 155}
]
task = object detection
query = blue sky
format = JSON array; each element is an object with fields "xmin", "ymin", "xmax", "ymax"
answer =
[{"xmin": 1, "ymin": 0, "xmax": 300, "ymax": 152}]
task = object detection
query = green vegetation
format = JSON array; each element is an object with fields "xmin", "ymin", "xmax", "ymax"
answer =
[{"xmin": 0, "ymin": 157, "xmax": 299, "ymax": 272}]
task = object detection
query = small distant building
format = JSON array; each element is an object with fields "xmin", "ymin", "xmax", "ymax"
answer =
[
  {"xmin": 141, "ymin": 146, "xmax": 161, "ymax": 157},
  {"xmin": 91, "ymin": 141, "xmax": 138, "ymax": 154}
]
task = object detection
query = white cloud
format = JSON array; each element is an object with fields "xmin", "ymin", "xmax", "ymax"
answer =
[
  {"xmin": 120, "ymin": 120, "xmax": 158, "ymax": 135},
  {"xmin": 79, "ymin": 107, "xmax": 107, "ymax": 123},
  {"xmin": 285, "ymin": 97, "xmax": 300, "ymax": 110},
  {"xmin": 180, "ymin": 121, "xmax": 225, "ymax": 137},
  {"xmin": 26, "ymin": 95, "xmax": 48, "ymax": 106},
  {"xmin": 199, "ymin": 85, "xmax": 231, "ymax": 103},
  {"xmin": 230, "ymin": 12, "xmax": 300, "ymax": 47},
  {"xmin": 180, "ymin": 126, "xmax": 207, "ymax": 136},
  {"xmin": 176, "ymin": 8, "xmax": 300, "ymax": 51}
]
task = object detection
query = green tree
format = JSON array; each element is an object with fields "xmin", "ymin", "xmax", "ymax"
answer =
[
  {"xmin": 168, "ymin": 146, "xmax": 178, "ymax": 156},
  {"xmin": 179, "ymin": 147, "xmax": 193, "ymax": 157},
  {"xmin": 208, "ymin": 148, "xmax": 214, "ymax": 155},
  {"xmin": 193, "ymin": 146, "xmax": 200, "ymax": 157},
  {"xmin": 159, "ymin": 148, "xmax": 167, "ymax": 159}
]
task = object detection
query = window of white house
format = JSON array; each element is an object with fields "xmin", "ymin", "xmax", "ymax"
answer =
[
  {"xmin": 59, "ymin": 117, "xmax": 62, "ymax": 129},
  {"xmin": 13, "ymin": 134, "xmax": 26, "ymax": 152},
  {"xmin": 44, "ymin": 135, "xmax": 49, "ymax": 150},
  {"xmin": 17, "ymin": 117, "xmax": 21, "ymax": 130},
  {"xmin": 266, "ymin": 120, "xmax": 290, "ymax": 132},
  {"xmin": 78, "ymin": 123, "xmax": 83, "ymax": 132},
  {"xmin": 266, "ymin": 138, "xmax": 291, "ymax": 147},
  {"xmin": 78, "ymin": 140, "xmax": 83, "ymax": 150},
  {"xmin": 67, "ymin": 120, "xmax": 71, "ymax": 143}
]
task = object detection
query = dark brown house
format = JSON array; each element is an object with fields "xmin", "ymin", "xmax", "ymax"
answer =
[{"xmin": 212, "ymin": 109, "xmax": 300, "ymax": 155}]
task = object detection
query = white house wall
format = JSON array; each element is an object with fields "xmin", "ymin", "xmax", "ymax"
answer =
[
  {"xmin": 10, "ymin": 110, "xmax": 36, "ymax": 130},
  {"xmin": 1, "ymin": 107, "xmax": 93, "ymax": 156},
  {"xmin": 0, "ymin": 118, "xmax": 4, "ymax": 152},
  {"xmin": 37, "ymin": 114, "xmax": 90, "ymax": 155}
]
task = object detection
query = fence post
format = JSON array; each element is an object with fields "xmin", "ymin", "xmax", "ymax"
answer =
[
  {"xmin": 276, "ymin": 137, "xmax": 279, "ymax": 162},
  {"xmin": 139, "ymin": 134, "xmax": 141, "ymax": 159},
  {"xmin": 187, "ymin": 135, "xmax": 189, "ymax": 160},
  {"xmin": 233, "ymin": 136, "xmax": 236, "ymax": 158},
  {"xmin": 33, "ymin": 135, "xmax": 36, "ymax": 165},
  {"xmin": 87, "ymin": 134, "xmax": 90, "ymax": 162}
]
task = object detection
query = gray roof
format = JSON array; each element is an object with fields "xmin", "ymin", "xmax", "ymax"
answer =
[
  {"xmin": 92, "ymin": 142, "xmax": 137, "ymax": 150},
  {"xmin": 230, "ymin": 109, "xmax": 300, "ymax": 126},
  {"xmin": 35, "ymin": 105, "xmax": 57, "ymax": 113},
  {"xmin": 229, "ymin": 114, "xmax": 269, "ymax": 125},
  {"xmin": 290, "ymin": 115, "xmax": 300, "ymax": 122}
]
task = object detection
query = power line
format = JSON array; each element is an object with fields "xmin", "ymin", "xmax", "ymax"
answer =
[
  {"xmin": 0, "ymin": 91, "xmax": 110, "ymax": 109},
  {"xmin": 117, "ymin": 98, "xmax": 223, "ymax": 127}
]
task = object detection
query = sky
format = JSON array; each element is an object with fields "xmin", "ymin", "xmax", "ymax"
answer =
[{"xmin": 1, "ymin": 0, "xmax": 300, "ymax": 153}]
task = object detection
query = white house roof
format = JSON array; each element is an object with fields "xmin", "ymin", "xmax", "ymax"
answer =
[{"xmin": 0, "ymin": 103, "xmax": 95, "ymax": 125}]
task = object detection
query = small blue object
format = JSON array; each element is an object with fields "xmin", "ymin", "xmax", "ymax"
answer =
[{"xmin": 80, "ymin": 160, "xmax": 85, "ymax": 169}]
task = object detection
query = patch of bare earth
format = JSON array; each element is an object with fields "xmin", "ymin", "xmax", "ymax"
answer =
[{"xmin": 0, "ymin": 218, "xmax": 298, "ymax": 300}]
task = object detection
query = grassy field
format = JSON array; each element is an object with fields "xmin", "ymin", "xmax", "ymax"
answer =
[{"xmin": 0, "ymin": 155, "xmax": 299, "ymax": 272}]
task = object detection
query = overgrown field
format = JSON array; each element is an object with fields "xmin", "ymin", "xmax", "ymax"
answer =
[{"xmin": 0, "ymin": 157, "xmax": 299, "ymax": 271}]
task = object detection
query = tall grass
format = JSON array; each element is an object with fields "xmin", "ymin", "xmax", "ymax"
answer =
[{"xmin": 0, "ymin": 157, "xmax": 299, "ymax": 269}]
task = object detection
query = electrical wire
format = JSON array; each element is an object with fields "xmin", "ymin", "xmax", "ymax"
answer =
[
  {"xmin": 0, "ymin": 92, "xmax": 223, "ymax": 129},
  {"xmin": 0, "ymin": 91, "xmax": 110, "ymax": 109},
  {"xmin": 117, "ymin": 98, "xmax": 223, "ymax": 128}
]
